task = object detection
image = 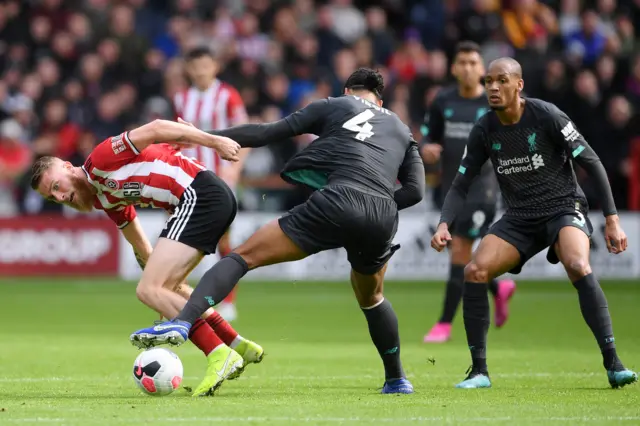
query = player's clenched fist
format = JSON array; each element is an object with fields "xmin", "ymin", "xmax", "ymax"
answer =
[
  {"xmin": 431, "ymin": 223, "xmax": 452, "ymax": 252},
  {"xmin": 212, "ymin": 136, "xmax": 241, "ymax": 162},
  {"xmin": 177, "ymin": 117, "xmax": 241, "ymax": 162}
]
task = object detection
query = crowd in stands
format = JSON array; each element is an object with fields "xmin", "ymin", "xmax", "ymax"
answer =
[{"xmin": 0, "ymin": 0, "xmax": 638, "ymax": 214}]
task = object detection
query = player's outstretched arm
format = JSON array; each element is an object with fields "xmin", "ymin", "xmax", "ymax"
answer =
[
  {"xmin": 438, "ymin": 124, "xmax": 489, "ymax": 228},
  {"xmin": 395, "ymin": 141, "xmax": 425, "ymax": 210},
  {"xmin": 201, "ymin": 99, "xmax": 329, "ymax": 148},
  {"xmin": 128, "ymin": 119, "xmax": 241, "ymax": 161}
]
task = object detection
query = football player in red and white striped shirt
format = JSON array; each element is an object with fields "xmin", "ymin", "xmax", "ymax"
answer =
[
  {"xmin": 174, "ymin": 47, "xmax": 250, "ymax": 321},
  {"xmin": 30, "ymin": 119, "xmax": 263, "ymax": 397}
]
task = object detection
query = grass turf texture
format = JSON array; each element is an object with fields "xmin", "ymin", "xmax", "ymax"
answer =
[{"xmin": 0, "ymin": 279, "xmax": 638, "ymax": 425}]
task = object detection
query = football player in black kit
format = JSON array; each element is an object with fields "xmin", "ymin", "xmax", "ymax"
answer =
[
  {"xmin": 132, "ymin": 68, "xmax": 425, "ymax": 395},
  {"xmin": 431, "ymin": 57, "xmax": 638, "ymax": 389},
  {"xmin": 422, "ymin": 42, "xmax": 516, "ymax": 344}
]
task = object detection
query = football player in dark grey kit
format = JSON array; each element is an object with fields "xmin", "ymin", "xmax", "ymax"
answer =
[
  {"xmin": 422, "ymin": 42, "xmax": 516, "ymax": 344},
  {"xmin": 431, "ymin": 57, "xmax": 637, "ymax": 389},
  {"xmin": 133, "ymin": 68, "xmax": 425, "ymax": 394}
]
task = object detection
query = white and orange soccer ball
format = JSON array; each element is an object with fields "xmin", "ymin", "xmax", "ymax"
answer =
[{"xmin": 132, "ymin": 348, "xmax": 183, "ymax": 396}]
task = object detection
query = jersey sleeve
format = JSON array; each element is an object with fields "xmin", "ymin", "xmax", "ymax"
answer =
[
  {"xmin": 104, "ymin": 205, "xmax": 137, "ymax": 229},
  {"xmin": 548, "ymin": 108, "xmax": 589, "ymax": 156},
  {"xmin": 548, "ymin": 106, "xmax": 618, "ymax": 216},
  {"xmin": 423, "ymin": 95, "xmax": 445, "ymax": 145},
  {"xmin": 86, "ymin": 132, "xmax": 140, "ymax": 171},
  {"xmin": 284, "ymin": 98, "xmax": 330, "ymax": 136},
  {"xmin": 394, "ymin": 135, "xmax": 426, "ymax": 210},
  {"xmin": 439, "ymin": 124, "xmax": 489, "ymax": 225},
  {"xmin": 226, "ymin": 86, "xmax": 248, "ymax": 126}
]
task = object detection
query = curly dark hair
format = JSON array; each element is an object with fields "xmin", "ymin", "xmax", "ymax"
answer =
[{"xmin": 344, "ymin": 68, "xmax": 384, "ymax": 99}]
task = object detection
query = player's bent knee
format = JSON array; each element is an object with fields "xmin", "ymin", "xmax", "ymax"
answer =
[
  {"xmin": 464, "ymin": 262, "xmax": 489, "ymax": 283},
  {"xmin": 563, "ymin": 257, "xmax": 591, "ymax": 279},
  {"xmin": 358, "ymin": 291, "xmax": 384, "ymax": 309},
  {"xmin": 135, "ymin": 284, "xmax": 153, "ymax": 306}
]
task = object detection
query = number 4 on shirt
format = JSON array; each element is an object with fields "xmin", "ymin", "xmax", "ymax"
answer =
[{"xmin": 343, "ymin": 110, "xmax": 375, "ymax": 141}]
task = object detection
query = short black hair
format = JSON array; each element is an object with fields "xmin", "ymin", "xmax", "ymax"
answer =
[
  {"xmin": 455, "ymin": 41, "xmax": 481, "ymax": 56},
  {"xmin": 185, "ymin": 47, "xmax": 214, "ymax": 62},
  {"xmin": 344, "ymin": 68, "xmax": 384, "ymax": 99}
]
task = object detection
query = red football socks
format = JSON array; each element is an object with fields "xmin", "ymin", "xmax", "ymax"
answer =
[
  {"xmin": 205, "ymin": 311, "xmax": 239, "ymax": 345},
  {"xmin": 188, "ymin": 319, "xmax": 224, "ymax": 356}
]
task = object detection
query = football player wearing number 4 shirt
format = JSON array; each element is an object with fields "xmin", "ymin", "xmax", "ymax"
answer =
[
  {"xmin": 132, "ymin": 68, "xmax": 425, "ymax": 394},
  {"xmin": 30, "ymin": 120, "xmax": 264, "ymax": 397},
  {"xmin": 431, "ymin": 57, "xmax": 637, "ymax": 389},
  {"xmin": 421, "ymin": 42, "xmax": 516, "ymax": 343}
]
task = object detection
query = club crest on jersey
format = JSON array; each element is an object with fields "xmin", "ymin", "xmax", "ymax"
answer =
[
  {"xmin": 105, "ymin": 179, "xmax": 119, "ymax": 190},
  {"xmin": 111, "ymin": 134, "xmax": 126, "ymax": 155}
]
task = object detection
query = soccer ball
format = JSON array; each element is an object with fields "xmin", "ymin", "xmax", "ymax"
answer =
[{"xmin": 132, "ymin": 348, "xmax": 183, "ymax": 396}]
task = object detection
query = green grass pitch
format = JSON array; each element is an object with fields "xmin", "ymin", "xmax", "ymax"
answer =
[{"xmin": 0, "ymin": 279, "xmax": 638, "ymax": 425}]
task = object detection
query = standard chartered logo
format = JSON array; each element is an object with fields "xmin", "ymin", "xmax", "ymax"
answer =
[
  {"xmin": 496, "ymin": 154, "xmax": 545, "ymax": 174},
  {"xmin": 531, "ymin": 153, "xmax": 544, "ymax": 169}
]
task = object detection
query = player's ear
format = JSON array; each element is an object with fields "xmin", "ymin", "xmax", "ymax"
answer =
[
  {"xmin": 63, "ymin": 161, "xmax": 73, "ymax": 169},
  {"xmin": 344, "ymin": 88, "xmax": 350, "ymax": 95},
  {"xmin": 377, "ymin": 99, "xmax": 383, "ymax": 107},
  {"xmin": 517, "ymin": 79, "xmax": 524, "ymax": 93}
]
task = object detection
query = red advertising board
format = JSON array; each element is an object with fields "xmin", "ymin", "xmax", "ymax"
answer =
[{"xmin": 0, "ymin": 216, "xmax": 119, "ymax": 276}]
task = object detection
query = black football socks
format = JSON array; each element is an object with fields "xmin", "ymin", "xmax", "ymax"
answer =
[
  {"xmin": 572, "ymin": 273, "xmax": 624, "ymax": 371},
  {"xmin": 176, "ymin": 253, "xmax": 249, "ymax": 325},
  {"xmin": 361, "ymin": 299, "xmax": 405, "ymax": 380},
  {"xmin": 463, "ymin": 282, "xmax": 490, "ymax": 373},
  {"xmin": 439, "ymin": 264, "xmax": 465, "ymax": 323},
  {"xmin": 488, "ymin": 279, "xmax": 499, "ymax": 297}
]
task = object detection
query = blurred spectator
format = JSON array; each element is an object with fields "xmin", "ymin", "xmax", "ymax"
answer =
[
  {"xmin": 627, "ymin": 54, "xmax": 640, "ymax": 108},
  {"xmin": 565, "ymin": 9, "xmax": 608, "ymax": 66},
  {"xmin": 502, "ymin": 0, "xmax": 558, "ymax": 50},
  {"xmin": 88, "ymin": 92, "xmax": 123, "ymax": 143},
  {"xmin": 365, "ymin": 7, "xmax": 394, "ymax": 65},
  {"xmin": 599, "ymin": 96, "xmax": 634, "ymax": 210},
  {"xmin": 39, "ymin": 98, "xmax": 80, "ymax": 161},
  {"xmin": 0, "ymin": 119, "xmax": 31, "ymax": 186},
  {"xmin": 0, "ymin": 0, "xmax": 635, "ymax": 213}
]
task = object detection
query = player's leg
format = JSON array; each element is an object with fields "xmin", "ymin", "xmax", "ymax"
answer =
[
  {"xmin": 457, "ymin": 229, "xmax": 525, "ymax": 389},
  {"xmin": 175, "ymin": 283, "xmax": 264, "ymax": 366},
  {"xmin": 424, "ymin": 235, "xmax": 472, "ymax": 343},
  {"xmin": 216, "ymin": 230, "xmax": 238, "ymax": 321},
  {"xmin": 552, "ymin": 224, "xmax": 638, "ymax": 388},
  {"xmin": 171, "ymin": 219, "xmax": 308, "ymax": 326},
  {"xmin": 351, "ymin": 260, "xmax": 413, "ymax": 395},
  {"xmin": 132, "ymin": 238, "xmax": 244, "ymax": 396},
  {"xmin": 162, "ymin": 189, "xmax": 345, "ymax": 329},
  {"xmin": 132, "ymin": 171, "xmax": 246, "ymax": 396}
]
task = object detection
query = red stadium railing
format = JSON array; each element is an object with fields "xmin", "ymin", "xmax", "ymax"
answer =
[{"xmin": 630, "ymin": 137, "xmax": 640, "ymax": 211}]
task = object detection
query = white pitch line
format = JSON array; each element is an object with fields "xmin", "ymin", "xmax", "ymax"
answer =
[
  {"xmin": 3, "ymin": 416, "xmax": 640, "ymax": 424},
  {"xmin": 0, "ymin": 372, "xmax": 601, "ymax": 383}
]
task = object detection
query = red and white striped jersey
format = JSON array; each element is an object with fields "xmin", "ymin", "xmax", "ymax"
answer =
[
  {"xmin": 82, "ymin": 132, "xmax": 205, "ymax": 228},
  {"xmin": 173, "ymin": 80, "xmax": 247, "ymax": 173}
]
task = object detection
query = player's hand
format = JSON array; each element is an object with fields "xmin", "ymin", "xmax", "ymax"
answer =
[
  {"xmin": 420, "ymin": 143, "xmax": 442, "ymax": 164},
  {"xmin": 604, "ymin": 215, "xmax": 627, "ymax": 254},
  {"xmin": 212, "ymin": 136, "xmax": 241, "ymax": 162},
  {"xmin": 431, "ymin": 223, "xmax": 452, "ymax": 252},
  {"xmin": 177, "ymin": 117, "xmax": 195, "ymax": 128}
]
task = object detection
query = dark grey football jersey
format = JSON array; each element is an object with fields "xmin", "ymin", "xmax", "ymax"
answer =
[
  {"xmin": 281, "ymin": 95, "xmax": 422, "ymax": 200},
  {"xmin": 425, "ymin": 86, "xmax": 498, "ymax": 205},
  {"xmin": 457, "ymin": 98, "xmax": 589, "ymax": 218}
]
